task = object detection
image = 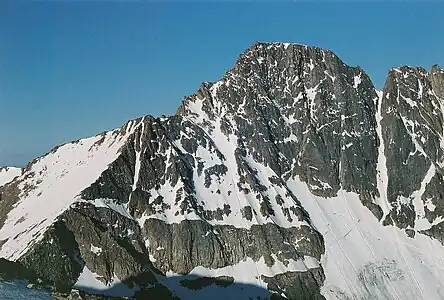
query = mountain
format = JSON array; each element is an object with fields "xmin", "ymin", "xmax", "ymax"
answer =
[
  {"xmin": 1, "ymin": 42, "xmax": 444, "ymax": 300},
  {"xmin": 0, "ymin": 167, "xmax": 22, "ymax": 187}
]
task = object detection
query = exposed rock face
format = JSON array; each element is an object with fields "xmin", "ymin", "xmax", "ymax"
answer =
[
  {"xmin": 263, "ymin": 270, "xmax": 325, "ymax": 300},
  {"xmin": 380, "ymin": 66, "xmax": 444, "ymax": 234},
  {"xmin": 0, "ymin": 258, "xmax": 38, "ymax": 282},
  {"xmin": 1, "ymin": 42, "xmax": 444, "ymax": 300}
]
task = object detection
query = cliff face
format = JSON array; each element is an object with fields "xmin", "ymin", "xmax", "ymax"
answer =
[
  {"xmin": 1, "ymin": 42, "xmax": 444, "ymax": 300},
  {"xmin": 380, "ymin": 66, "xmax": 444, "ymax": 233}
]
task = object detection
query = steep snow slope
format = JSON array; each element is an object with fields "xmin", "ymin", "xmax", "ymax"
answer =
[
  {"xmin": 0, "ymin": 167, "xmax": 22, "ymax": 187},
  {"xmin": 288, "ymin": 178, "xmax": 444, "ymax": 300},
  {"xmin": 0, "ymin": 121, "xmax": 140, "ymax": 260},
  {"xmin": 74, "ymin": 266, "xmax": 141, "ymax": 297}
]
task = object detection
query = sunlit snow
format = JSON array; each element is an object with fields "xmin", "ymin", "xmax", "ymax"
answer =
[
  {"xmin": 0, "ymin": 122, "xmax": 138, "ymax": 260},
  {"xmin": 0, "ymin": 167, "xmax": 21, "ymax": 187}
]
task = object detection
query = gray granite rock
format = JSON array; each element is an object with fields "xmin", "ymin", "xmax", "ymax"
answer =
[{"xmin": 2, "ymin": 42, "xmax": 444, "ymax": 300}]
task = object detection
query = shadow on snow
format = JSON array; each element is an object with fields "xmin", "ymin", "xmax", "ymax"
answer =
[{"xmin": 76, "ymin": 273, "xmax": 278, "ymax": 300}]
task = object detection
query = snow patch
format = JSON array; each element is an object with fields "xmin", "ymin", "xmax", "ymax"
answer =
[
  {"xmin": 159, "ymin": 255, "xmax": 319, "ymax": 299},
  {"xmin": 89, "ymin": 198, "xmax": 134, "ymax": 220},
  {"xmin": 411, "ymin": 164, "xmax": 436, "ymax": 230},
  {"xmin": 74, "ymin": 266, "xmax": 139, "ymax": 297},
  {"xmin": 90, "ymin": 244, "xmax": 102, "ymax": 256},
  {"xmin": 353, "ymin": 74, "xmax": 362, "ymax": 88},
  {"xmin": 375, "ymin": 90, "xmax": 391, "ymax": 218}
]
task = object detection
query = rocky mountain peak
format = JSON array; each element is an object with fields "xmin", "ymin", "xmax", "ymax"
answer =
[
  {"xmin": 430, "ymin": 64, "xmax": 443, "ymax": 73},
  {"xmin": 178, "ymin": 42, "xmax": 358, "ymax": 116},
  {"xmin": 178, "ymin": 42, "xmax": 379, "ymax": 205},
  {"xmin": 2, "ymin": 42, "xmax": 444, "ymax": 300},
  {"xmin": 237, "ymin": 41, "xmax": 338, "ymax": 65}
]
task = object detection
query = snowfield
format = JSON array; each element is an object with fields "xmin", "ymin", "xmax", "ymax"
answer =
[{"xmin": 288, "ymin": 178, "xmax": 444, "ymax": 300}]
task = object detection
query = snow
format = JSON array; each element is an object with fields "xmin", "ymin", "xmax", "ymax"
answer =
[
  {"xmin": 242, "ymin": 155, "xmax": 310, "ymax": 228},
  {"xmin": 307, "ymin": 59, "xmax": 315, "ymax": 71},
  {"xmin": 0, "ymin": 121, "xmax": 139, "ymax": 260},
  {"xmin": 74, "ymin": 266, "xmax": 140, "ymax": 297},
  {"xmin": 159, "ymin": 255, "xmax": 319, "ymax": 299},
  {"xmin": 3, "ymin": 54, "xmax": 444, "ymax": 300},
  {"xmin": 283, "ymin": 133, "xmax": 298, "ymax": 143},
  {"xmin": 186, "ymin": 255, "xmax": 318, "ymax": 281},
  {"xmin": 89, "ymin": 198, "xmax": 134, "ymax": 219},
  {"xmin": 306, "ymin": 84, "xmax": 319, "ymax": 119},
  {"xmin": 417, "ymin": 79, "xmax": 423, "ymax": 99},
  {"xmin": 375, "ymin": 90, "xmax": 392, "ymax": 219},
  {"xmin": 287, "ymin": 177, "xmax": 444, "ymax": 300},
  {"xmin": 400, "ymin": 116, "xmax": 427, "ymax": 158},
  {"xmin": 324, "ymin": 70, "xmax": 336, "ymax": 82},
  {"xmin": 400, "ymin": 93, "xmax": 417, "ymax": 107},
  {"xmin": 411, "ymin": 164, "xmax": 438, "ymax": 230},
  {"xmin": 134, "ymin": 147, "xmax": 201, "ymax": 227},
  {"xmin": 306, "ymin": 86, "xmax": 318, "ymax": 102},
  {"xmin": 90, "ymin": 244, "xmax": 102, "ymax": 255},
  {"xmin": 310, "ymin": 177, "xmax": 332, "ymax": 190},
  {"xmin": 0, "ymin": 167, "xmax": 21, "ymax": 187},
  {"xmin": 210, "ymin": 81, "xmax": 224, "ymax": 101},
  {"xmin": 74, "ymin": 266, "xmax": 107, "ymax": 290},
  {"xmin": 177, "ymin": 93, "xmax": 309, "ymax": 229},
  {"xmin": 353, "ymin": 74, "xmax": 362, "ymax": 88},
  {"xmin": 425, "ymin": 198, "xmax": 436, "ymax": 212},
  {"xmin": 132, "ymin": 117, "xmax": 145, "ymax": 192}
]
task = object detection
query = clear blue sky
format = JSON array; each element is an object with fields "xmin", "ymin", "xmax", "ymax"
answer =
[{"xmin": 1, "ymin": 1, "xmax": 443, "ymax": 167}]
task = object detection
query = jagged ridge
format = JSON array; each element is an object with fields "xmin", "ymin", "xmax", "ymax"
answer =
[{"xmin": 0, "ymin": 42, "xmax": 444, "ymax": 300}]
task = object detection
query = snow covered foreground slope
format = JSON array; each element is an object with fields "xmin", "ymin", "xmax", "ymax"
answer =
[
  {"xmin": 0, "ymin": 123, "xmax": 138, "ymax": 260},
  {"xmin": 1, "ymin": 42, "xmax": 444, "ymax": 300}
]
